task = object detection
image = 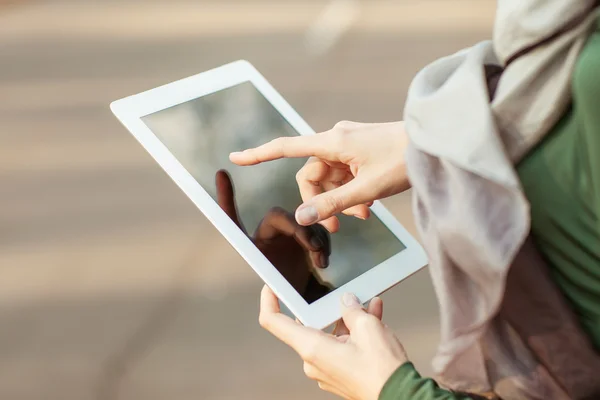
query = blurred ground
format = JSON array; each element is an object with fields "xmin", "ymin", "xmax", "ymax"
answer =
[{"xmin": 0, "ymin": 1, "xmax": 494, "ymax": 399}]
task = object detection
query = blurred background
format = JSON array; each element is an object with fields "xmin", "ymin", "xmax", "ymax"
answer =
[{"xmin": 0, "ymin": 1, "xmax": 494, "ymax": 399}]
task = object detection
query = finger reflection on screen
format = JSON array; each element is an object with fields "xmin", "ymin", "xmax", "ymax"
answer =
[{"xmin": 142, "ymin": 81, "xmax": 405, "ymax": 304}]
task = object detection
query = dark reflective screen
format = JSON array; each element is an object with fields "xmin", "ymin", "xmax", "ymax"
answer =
[{"xmin": 142, "ymin": 82, "xmax": 405, "ymax": 303}]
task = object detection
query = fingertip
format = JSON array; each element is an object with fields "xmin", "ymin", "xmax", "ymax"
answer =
[
  {"xmin": 229, "ymin": 151, "xmax": 249, "ymax": 165},
  {"xmin": 215, "ymin": 168, "xmax": 231, "ymax": 183},
  {"xmin": 215, "ymin": 170, "xmax": 234, "ymax": 206},
  {"xmin": 310, "ymin": 251, "xmax": 329, "ymax": 269},
  {"xmin": 295, "ymin": 205, "xmax": 319, "ymax": 226},
  {"xmin": 363, "ymin": 207, "xmax": 371, "ymax": 219},
  {"xmin": 339, "ymin": 294, "xmax": 372, "ymax": 332},
  {"xmin": 261, "ymin": 284, "xmax": 275, "ymax": 297},
  {"xmin": 319, "ymin": 252, "xmax": 329, "ymax": 269},
  {"xmin": 260, "ymin": 285, "xmax": 280, "ymax": 313},
  {"xmin": 367, "ymin": 297, "xmax": 384, "ymax": 320},
  {"xmin": 309, "ymin": 251, "xmax": 322, "ymax": 268},
  {"xmin": 341, "ymin": 293, "xmax": 361, "ymax": 309},
  {"xmin": 342, "ymin": 204, "xmax": 370, "ymax": 220},
  {"xmin": 320, "ymin": 217, "xmax": 339, "ymax": 233},
  {"xmin": 340, "ymin": 293, "xmax": 367, "ymax": 330}
]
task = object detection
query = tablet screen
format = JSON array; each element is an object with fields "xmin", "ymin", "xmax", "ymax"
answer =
[{"xmin": 141, "ymin": 81, "xmax": 405, "ymax": 304}]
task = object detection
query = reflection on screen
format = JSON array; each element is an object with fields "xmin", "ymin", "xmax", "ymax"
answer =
[{"xmin": 142, "ymin": 82, "xmax": 405, "ymax": 303}]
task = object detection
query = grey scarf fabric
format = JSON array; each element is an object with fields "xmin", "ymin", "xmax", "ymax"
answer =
[{"xmin": 403, "ymin": 1, "xmax": 600, "ymax": 398}]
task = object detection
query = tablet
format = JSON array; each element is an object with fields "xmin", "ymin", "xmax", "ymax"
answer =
[{"xmin": 110, "ymin": 60, "xmax": 427, "ymax": 330}]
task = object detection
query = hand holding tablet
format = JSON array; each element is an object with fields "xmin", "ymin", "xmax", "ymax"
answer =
[{"xmin": 110, "ymin": 60, "xmax": 427, "ymax": 329}]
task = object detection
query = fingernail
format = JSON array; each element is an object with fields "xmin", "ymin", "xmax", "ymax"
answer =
[
  {"xmin": 320, "ymin": 253, "xmax": 329, "ymax": 268},
  {"xmin": 352, "ymin": 214, "xmax": 366, "ymax": 220},
  {"xmin": 230, "ymin": 151, "xmax": 242, "ymax": 157},
  {"xmin": 310, "ymin": 235, "xmax": 324, "ymax": 249},
  {"xmin": 342, "ymin": 293, "xmax": 360, "ymax": 307},
  {"xmin": 296, "ymin": 205, "xmax": 319, "ymax": 225}
]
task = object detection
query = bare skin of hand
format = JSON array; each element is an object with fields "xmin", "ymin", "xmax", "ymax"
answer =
[
  {"xmin": 230, "ymin": 121, "xmax": 410, "ymax": 232},
  {"xmin": 215, "ymin": 170, "xmax": 331, "ymax": 297},
  {"xmin": 259, "ymin": 286, "xmax": 409, "ymax": 400}
]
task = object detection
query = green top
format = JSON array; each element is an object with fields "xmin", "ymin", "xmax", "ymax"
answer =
[
  {"xmin": 518, "ymin": 21, "xmax": 600, "ymax": 348},
  {"xmin": 380, "ymin": 17, "xmax": 600, "ymax": 400}
]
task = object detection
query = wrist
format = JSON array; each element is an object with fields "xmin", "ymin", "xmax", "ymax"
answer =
[
  {"xmin": 372, "ymin": 358, "xmax": 410, "ymax": 400},
  {"xmin": 376, "ymin": 361, "xmax": 416, "ymax": 400}
]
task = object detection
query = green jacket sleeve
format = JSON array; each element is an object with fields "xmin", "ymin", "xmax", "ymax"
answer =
[
  {"xmin": 573, "ymin": 16, "xmax": 600, "ymax": 231},
  {"xmin": 379, "ymin": 363, "xmax": 474, "ymax": 400}
]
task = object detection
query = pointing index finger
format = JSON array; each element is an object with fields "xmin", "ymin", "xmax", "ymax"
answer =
[{"xmin": 229, "ymin": 135, "xmax": 328, "ymax": 166}]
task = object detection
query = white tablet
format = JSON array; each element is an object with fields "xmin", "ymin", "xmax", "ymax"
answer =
[{"xmin": 110, "ymin": 60, "xmax": 427, "ymax": 330}]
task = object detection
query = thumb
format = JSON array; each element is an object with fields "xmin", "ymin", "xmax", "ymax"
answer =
[
  {"xmin": 340, "ymin": 293, "xmax": 369, "ymax": 331},
  {"xmin": 295, "ymin": 178, "xmax": 373, "ymax": 226}
]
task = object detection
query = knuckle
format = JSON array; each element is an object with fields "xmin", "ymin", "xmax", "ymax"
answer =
[
  {"xmin": 331, "ymin": 121, "xmax": 362, "ymax": 151},
  {"xmin": 333, "ymin": 120, "xmax": 355, "ymax": 133},
  {"xmin": 258, "ymin": 313, "xmax": 270, "ymax": 330},
  {"xmin": 299, "ymin": 340, "xmax": 321, "ymax": 364},
  {"xmin": 270, "ymin": 137, "xmax": 284, "ymax": 146},
  {"xmin": 355, "ymin": 314, "xmax": 379, "ymax": 331},
  {"xmin": 303, "ymin": 362, "xmax": 318, "ymax": 380},
  {"xmin": 271, "ymin": 137, "xmax": 286, "ymax": 155},
  {"xmin": 322, "ymin": 195, "xmax": 344, "ymax": 214},
  {"xmin": 330, "ymin": 130, "xmax": 347, "ymax": 152}
]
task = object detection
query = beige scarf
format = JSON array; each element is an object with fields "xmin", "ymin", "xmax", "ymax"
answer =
[{"xmin": 403, "ymin": 1, "xmax": 600, "ymax": 398}]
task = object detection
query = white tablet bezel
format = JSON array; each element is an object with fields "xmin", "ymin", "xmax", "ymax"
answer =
[{"xmin": 110, "ymin": 60, "xmax": 427, "ymax": 330}]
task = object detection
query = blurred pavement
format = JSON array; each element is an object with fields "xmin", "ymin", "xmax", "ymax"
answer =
[{"xmin": 0, "ymin": 1, "xmax": 494, "ymax": 399}]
